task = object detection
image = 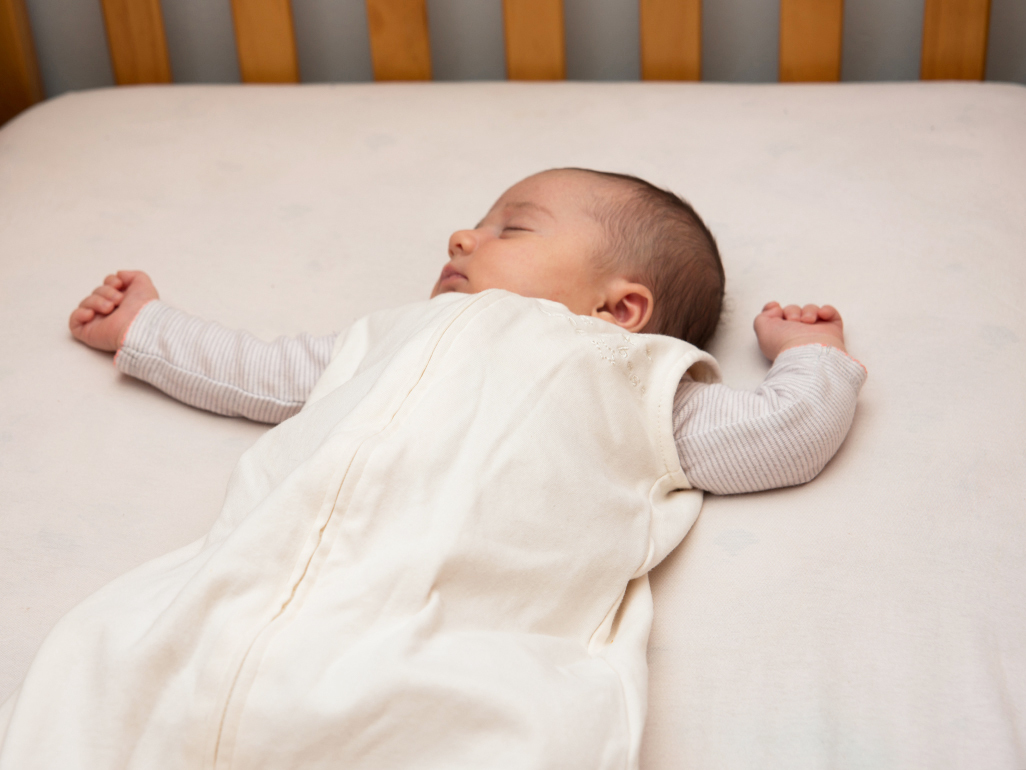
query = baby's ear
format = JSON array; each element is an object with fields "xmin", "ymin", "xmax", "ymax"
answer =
[{"xmin": 594, "ymin": 280, "xmax": 653, "ymax": 333}]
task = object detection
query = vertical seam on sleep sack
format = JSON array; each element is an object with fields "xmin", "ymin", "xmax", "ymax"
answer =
[
  {"xmin": 210, "ymin": 291, "xmax": 494, "ymax": 769},
  {"xmin": 211, "ymin": 448, "xmax": 360, "ymax": 768}
]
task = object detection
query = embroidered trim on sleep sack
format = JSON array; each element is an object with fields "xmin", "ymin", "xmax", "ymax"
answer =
[{"xmin": 537, "ymin": 305, "xmax": 654, "ymax": 395}]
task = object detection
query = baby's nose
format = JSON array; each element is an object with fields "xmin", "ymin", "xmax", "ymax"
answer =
[{"xmin": 448, "ymin": 229, "xmax": 477, "ymax": 257}]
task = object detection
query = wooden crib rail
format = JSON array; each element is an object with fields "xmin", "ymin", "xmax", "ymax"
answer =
[
  {"xmin": 779, "ymin": 0, "xmax": 844, "ymax": 82},
  {"xmin": 0, "ymin": 0, "xmax": 43, "ymax": 125},
  {"xmin": 367, "ymin": 0, "xmax": 432, "ymax": 80},
  {"xmin": 922, "ymin": 0, "xmax": 992, "ymax": 79},
  {"xmin": 231, "ymin": 0, "xmax": 300, "ymax": 83},
  {"xmin": 639, "ymin": 0, "xmax": 701, "ymax": 81},
  {"xmin": 98, "ymin": 0, "xmax": 171, "ymax": 85},
  {"xmin": 504, "ymin": 0, "xmax": 566, "ymax": 80},
  {"xmin": 0, "ymin": 0, "xmax": 998, "ymax": 127}
]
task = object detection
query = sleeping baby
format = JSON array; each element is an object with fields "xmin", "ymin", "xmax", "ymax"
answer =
[{"xmin": 1, "ymin": 168, "xmax": 865, "ymax": 769}]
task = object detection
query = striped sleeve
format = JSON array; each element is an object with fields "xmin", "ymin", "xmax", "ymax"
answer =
[
  {"xmin": 114, "ymin": 300, "xmax": 337, "ymax": 424},
  {"xmin": 673, "ymin": 344, "xmax": 867, "ymax": 495}
]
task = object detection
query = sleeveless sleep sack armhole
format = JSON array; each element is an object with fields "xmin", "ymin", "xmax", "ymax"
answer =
[
  {"xmin": 656, "ymin": 351, "xmax": 721, "ymax": 490},
  {"xmin": 632, "ymin": 344, "xmax": 721, "ymax": 580}
]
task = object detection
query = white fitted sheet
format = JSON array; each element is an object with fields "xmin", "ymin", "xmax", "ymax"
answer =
[{"xmin": 1, "ymin": 82, "xmax": 1023, "ymax": 768}]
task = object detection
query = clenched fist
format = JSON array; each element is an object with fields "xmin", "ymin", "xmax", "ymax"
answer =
[
  {"xmin": 69, "ymin": 270, "xmax": 159, "ymax": 352},
  {"xmin": 753, "ymin": 302, "xmax": 846, "ymax": 362}
]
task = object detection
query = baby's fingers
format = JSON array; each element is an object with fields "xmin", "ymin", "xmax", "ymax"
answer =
[
  {"xmin": 818, "ymin": 305, "xmax": 841, "ymax": 324},
  {"xmin": 79, "ymin": 291, "xmax": 116, "ymax": 315},
  {"xmin": 94, "ymin": 284, "xmax": 124, "ymax": 304},
  {"xmin": 801, "ymin": 304, "xmax": 821, "ymax": 323},
  {"xmin": 69, "ymin": 307, "xmax": 95, "ymax": 328},
  {"xmin": 103, "ymin": 273, "xmax": 124, "ymax": 289}
]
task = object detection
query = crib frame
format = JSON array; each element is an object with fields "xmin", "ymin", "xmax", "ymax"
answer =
[{"xmin": 0, "ymin": 0, "xmax": 993, "ymax": 126}]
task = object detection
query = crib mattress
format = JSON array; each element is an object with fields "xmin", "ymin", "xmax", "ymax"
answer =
[{"xmin": 1, "ymin": 82, "xmax": 1024, "ymax": 768}]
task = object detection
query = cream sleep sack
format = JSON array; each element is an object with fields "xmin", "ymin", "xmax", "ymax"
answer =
[{"xmin": 0, "ymin": 289, "xmax": 719, "ymax": 770}]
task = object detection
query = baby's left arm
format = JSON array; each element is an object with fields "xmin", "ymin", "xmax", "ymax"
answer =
[{"xmin": 674, "ymin": 302, "xmax": 866, "ymax": 495}]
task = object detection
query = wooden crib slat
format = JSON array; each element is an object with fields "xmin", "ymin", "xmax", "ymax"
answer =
[
  {"xmin": 231, "ymin": 0, "xmax": 299, "ymax": 83},
  {"xmin": 921, "ymin": 0, "xmax": 991, "ymax": 79},
  {"xmin": 0, "ymin": 0, "xmax": 44, "ymax": 125},
  {"xmin": 640, "ymin": 0, "xmax": 701, "ymax": 80},
  {"xmin": 100, "ymin": 0, "xmax": 172, "ymax": 84},
  {"xmin": 504, "ymin": 0, "xmax": 565, "ymax": 80},
  {"xmin": 779, "ymin": 0, "xmax": 844, "ymax": 82},
  {"xmin": 366, "ymin": 0, "xmax": 432, "ymax": 81}
]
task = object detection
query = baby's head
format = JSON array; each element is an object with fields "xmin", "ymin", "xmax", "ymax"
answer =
[{"xmin": 431, "ymin": 168, "xmax": 724, "ymax": 348}]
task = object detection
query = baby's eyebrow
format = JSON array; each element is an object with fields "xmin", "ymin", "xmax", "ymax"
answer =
[
  {"xmin": 503, "ymin": 201, "xmax": 555, "ymax": 220},
  {"xmin": 475, "ymin": 201, "xmax": 555, "ymax": 229}
]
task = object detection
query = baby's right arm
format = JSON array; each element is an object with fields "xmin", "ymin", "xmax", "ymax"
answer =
[{"xmin": 70, "ymin": 272, "xmax": 336, "ymax": 424}]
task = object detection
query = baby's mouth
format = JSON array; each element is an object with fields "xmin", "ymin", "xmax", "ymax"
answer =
[{"xmin": 438, "ymin": 264, "xmax": 467, "ymax": 285}]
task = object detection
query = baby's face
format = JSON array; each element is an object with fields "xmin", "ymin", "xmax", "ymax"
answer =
[{"xmin": 431, "ymin": 170, "xmax": 613, "ymax": 316}]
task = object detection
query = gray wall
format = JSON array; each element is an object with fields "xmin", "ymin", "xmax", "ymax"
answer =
[{"xmin": 23, "ymin": 0, "xmax": 1026, "ymax": 98}]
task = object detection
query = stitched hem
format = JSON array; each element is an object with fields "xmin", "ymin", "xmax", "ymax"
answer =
[
  {"xmin": 113, "ymin": 298, "xmax": 159, "ymax": 368},
  {"xmin": 779, "ymin": 342, "xmax": 867, "ymax": 377}
]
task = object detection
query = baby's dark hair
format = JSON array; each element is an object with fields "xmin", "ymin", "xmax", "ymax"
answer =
[{"xmin": 562, "ymin": 168, "xmax": 725, "ymax": 349}]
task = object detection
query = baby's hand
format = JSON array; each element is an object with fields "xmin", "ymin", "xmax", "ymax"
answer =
[
  {"xmin": 753, "ymin": 302, "xmax": 847, "ymax": 362},
  {"xmin": 69, "ymin": 271, "xmax": 159, "ymax": 352}
]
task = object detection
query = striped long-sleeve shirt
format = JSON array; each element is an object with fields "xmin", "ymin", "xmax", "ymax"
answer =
[{"xmin": 115, "ymin": 300, "xmax": 867, "ymax": 495}]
